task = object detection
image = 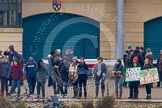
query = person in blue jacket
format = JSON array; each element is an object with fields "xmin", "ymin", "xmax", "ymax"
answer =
[{"xmin": 25, "ymin": 57, "xmax": 37, "ymax": 95}]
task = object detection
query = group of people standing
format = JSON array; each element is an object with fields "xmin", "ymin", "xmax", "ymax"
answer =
[
  {"xmin": 48, "ymin": 49, "xmax": 107, "ymax": 99},
  {"xmin": 113, "ymin": 45, "xmax": 162, "ymax": 99},
  {"xmin": 0, "ymin": 45, "xmax": 46, "ymax": 98}
]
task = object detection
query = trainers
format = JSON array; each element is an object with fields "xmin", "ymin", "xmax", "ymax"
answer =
[{"xmin": 64, "ymin": 94, "xmax": 67, "ymax": 98}]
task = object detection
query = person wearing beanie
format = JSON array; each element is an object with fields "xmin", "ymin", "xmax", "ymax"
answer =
[
  {"xmin": 69, "ymin": 56, "xmax": 79, "ymax": 98},
  {"xmin": 145, "ymin": 48, "xmax": 154, "ymax": 66},
  {"xmin": 112, "ymin": 59, "xmax": 124, "ymax": 99},
  {"xmin": 93, "ymin": 57, "xmax": 107, "ymax": 99}
]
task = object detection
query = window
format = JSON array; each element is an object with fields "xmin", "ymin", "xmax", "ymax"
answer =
[{"xmin": 0, "ymin": 0, "xmax": 22, "ymax": 27}]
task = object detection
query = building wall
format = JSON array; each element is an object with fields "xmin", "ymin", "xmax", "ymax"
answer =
[
  {"xmin": 0, "ymin": 28, "xmax": 23, "ymax": 54},
  {"xmin": 1, "ymin": 0, "xmax": 159, "ymax": 58}
]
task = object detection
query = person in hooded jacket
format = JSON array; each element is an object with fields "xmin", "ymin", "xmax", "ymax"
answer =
[
  {"xmin": 10, "ymin": 60, "xmax": 23, "ymax": 97},
  {"xmin": 36, "ymin": 59, "xmax": 46, "ymax": 98},
  {"xmin": 0, "ymin": 56, "xmax": 11, "ymax": 96},
  {"xmin": 112, "ymin": 59, "xmax": 124, "ymax": 99},
  {"xmin": 78, "ymin": 57, "xmax": 89, "ymax": 99},
  {"xmin": 25, "ymin": 57, "xmax": 37, "ymax": 95}
]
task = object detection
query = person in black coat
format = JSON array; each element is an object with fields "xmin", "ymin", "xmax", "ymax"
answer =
[
  {"xmin": 128, "ymin": 62, "xmax": 140, "ymax": 99},
  {"xmin": 58, "ymin": 56, "xmax": 70, "ymax": 97},
  {"xmin": 143, "ymin": 58, "xmax": 153, "ymax": 99},
  {"xmin": 78, "ymin": 57, "xmax": 89, "ymax": 99},
  {"xmin": 130, "ymin": 48, "xmax": 144, "ymax": 67},
  {"xmin": 157, "ymin": 50, "xmax": 162, "ymax": 87}
]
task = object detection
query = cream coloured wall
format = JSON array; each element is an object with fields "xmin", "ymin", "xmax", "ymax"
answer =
[{"xmin": 0, "ymin": 28, "xmax": 23, "ymax": 54}]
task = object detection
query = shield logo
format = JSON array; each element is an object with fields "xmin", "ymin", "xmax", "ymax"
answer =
[{"xmin": 52, "ymin": 0, "xmax": 61, "ymax": 11}]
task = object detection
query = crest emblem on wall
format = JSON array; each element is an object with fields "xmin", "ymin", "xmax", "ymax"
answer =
[{"xmin": 52, "ymin": 0, "xmax": 61, "ymax": 11}]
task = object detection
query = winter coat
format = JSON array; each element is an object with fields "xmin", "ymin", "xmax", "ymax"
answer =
[
  {"xmin": 11, "ymin": 64, "xmax": 23, "ymax": 80},
  {"xmin": 131, "ymin": 49, "xmax": 144, "ymax": 66},
  {"xmin": 69, "ymin": 63, "xmax": 78, "ymax": 83},
  {"xmin": 93, "ymin": 63, "xmax": 107, "ymax": 78},
  {"xmin": 78, "ymin": 62, "xmax": 89, "ymax": 81},
  {"xmin": 145, "ymin": 52, "xmax": 154, "ymax": 65},
  {"xmin": 58, "ymin": 61, "xmax": 70, "ymax": 78},
  {"xmin": 65, "ymin": 54, "xmax": 73, "ymax": 63},
  {"xmin": 36, "ymin": 62, "xmax": 46, "ymax": 82},
  {"xmin": 78, "ymin": 62, "xmax": 89, "ymax": 75},
  {"xmin": 113, "ymin": 63, "xmax": 124, "ymax": 77},
  {"xmin": 0, "ymin": 61, "xmax": 11, "ymax": 78},
  {"xmin": 25, "ymin": 61, "xmax": 37, "ymax": 77},
  {"xmin": 143, "ymin": 64, "xmax": 153, "ymax": 70},
  {"xmin": 157, "ymin": 56, "xmax": 162, "ymax": 81}
]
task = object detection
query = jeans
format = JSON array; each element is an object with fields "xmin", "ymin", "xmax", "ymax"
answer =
[
  {"xmin": 10, "ymin": 80, "xmax": 22, "ymax": 95},
  {"xmin": 37, "ymin": 81, "xmax": 45, "ymax": 97},
  {"xmin": 114, "ymin": 76, "xmax": 123, "ymax": 92},
  {"xmin": 95, "ymin": 76, "xmax": 105, "ymax": 98},
  {"xmin": 78, "ymin": 74, "xmax": 87, "ymax": 98},
  {"xmin": 1, "ymin": 77, "xmax": 8, "ymax": 94},
  {"xmin": 145, "ymin": 84, "xmax": 151, "ymax": 95},
  {"xmin": 27, "ymin": 76, "xmax": 36, "ymax": 94}
]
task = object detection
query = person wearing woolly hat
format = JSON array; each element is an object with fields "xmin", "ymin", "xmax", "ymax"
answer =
[
  {"xmin": 145, "ymin": 48, "xmax": 153, "ymax": 66},
  {"xmin": 69, "ymin": 56, "xmax": 79, "ymax": 98},
  {"xmin": 128, "ymin": 45, "xmax": 132, "ymax": 50}
]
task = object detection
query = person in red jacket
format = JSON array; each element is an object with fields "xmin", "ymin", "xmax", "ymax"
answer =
[{"xmin": 10, "ymin": 60, "xmax": 23, "ymax": 97}]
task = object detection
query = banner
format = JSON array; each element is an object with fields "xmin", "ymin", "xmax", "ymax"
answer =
[
  {"xmin": 125, "ymin": 67, "xmax": 141, "ymax": 82},
  {"xmin": 139, "ymin": 68, "xmax": 159, "ymax": 84}
]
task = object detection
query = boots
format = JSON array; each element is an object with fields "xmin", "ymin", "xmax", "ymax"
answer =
[
  {"xmin": 115, "ymin": 91, "xmax": 118, "ymax": 99},
  {"xmin": 119, "ymin": 91, "xmax": 122, "ymax": 99},
  {"xmin": 1, "ymin": 91, "xmax": 4, "ymax": 96},
  {"xmin": 101, "ymin": 89, "xmax": 105, "ymax": 98},
  {"xmin": 17, "ymin": 89, "xmax": 21, "ymax": 97},
  {"xmin": 95, "ymin": 88, "xmax": 99, "ymax": 99}
]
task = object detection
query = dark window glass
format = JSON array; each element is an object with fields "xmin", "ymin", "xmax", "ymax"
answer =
[{"xmin": 0, "ymin": 0, "xmax": 21, "ymax": 27}]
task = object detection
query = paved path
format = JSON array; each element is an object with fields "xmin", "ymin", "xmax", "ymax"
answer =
[{"xmin": 12, "ymin": 78, "xmax": 162, "ymax": 100}]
